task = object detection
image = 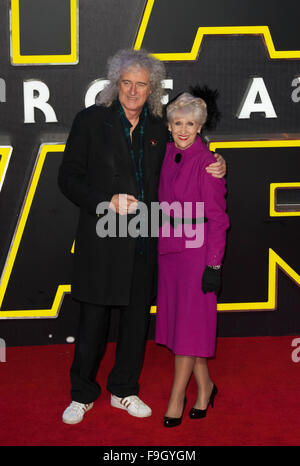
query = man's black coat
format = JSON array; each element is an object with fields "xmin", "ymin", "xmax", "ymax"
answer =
[{"xmin": 58, "ymin": 102, "xmax": 167, "ymax": 306}]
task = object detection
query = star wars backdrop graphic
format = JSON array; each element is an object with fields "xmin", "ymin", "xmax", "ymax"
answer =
[{"xmin": 0, "ymin": 0, "xmax": 300, "ymax": 345}]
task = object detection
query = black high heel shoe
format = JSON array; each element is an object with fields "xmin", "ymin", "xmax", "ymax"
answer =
[
  {"xmin": 189, "ymin": 384, "xmax": 218, "ymax": 419},
  {"xmin": 163, "ymin": 397, "xmax": 187, "ymax": 428}
]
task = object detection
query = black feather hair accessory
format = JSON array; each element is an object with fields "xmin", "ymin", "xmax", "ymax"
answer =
[{"xmin": 189, "ymin": 85, "xmax": 221, "ymax": 131}]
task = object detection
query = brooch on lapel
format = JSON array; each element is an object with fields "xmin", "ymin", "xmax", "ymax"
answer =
[{"xmin": 149, "ymin": 138, "xmax": 158, "ymax": 146}]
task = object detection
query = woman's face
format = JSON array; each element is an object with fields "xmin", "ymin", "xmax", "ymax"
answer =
[{"xmin": 168, "ymin": 112, "xmax": 202, "ymax": 150}]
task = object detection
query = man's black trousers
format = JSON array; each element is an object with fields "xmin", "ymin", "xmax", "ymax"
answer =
[{"xmin": 69, "ymin": 251, "xmax": 151, "ymax": 403}]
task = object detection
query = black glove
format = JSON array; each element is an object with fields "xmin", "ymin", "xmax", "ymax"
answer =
[{"xmin": 201, "ymin": 266, "xmax": 221, "ymax": 295}]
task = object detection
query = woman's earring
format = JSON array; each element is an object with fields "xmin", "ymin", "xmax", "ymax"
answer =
[{"xmin": 168, "ymin": 130, "xmax": 174, "ymax": 142}]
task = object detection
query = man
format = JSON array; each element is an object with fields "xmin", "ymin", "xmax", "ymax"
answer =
[{"xmin": 58, "ymin": 49, "xmax": 226, "ymax": 424}]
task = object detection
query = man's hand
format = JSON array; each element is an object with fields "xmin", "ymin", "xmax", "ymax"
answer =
[
  {"xmin": 206, "ymin": 153, "xmax": 226, "ymax": 178},
  {"xmin": 109, "ymin": 194, "xmax": 138, "ymax": 215}
]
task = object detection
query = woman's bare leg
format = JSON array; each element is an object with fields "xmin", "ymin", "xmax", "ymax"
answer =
[
  {"xmin": 192, "ymin": 357, "xmax": 214, "ymax": 409},
  {"xmin": 165, "ymin": 355, "xmax": 195, "ymax": 418}
]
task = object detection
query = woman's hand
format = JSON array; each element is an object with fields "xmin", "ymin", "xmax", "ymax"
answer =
[
  {"xmin": 202, "ymin": 266, "xmax": 221, "ymax": 295},
  {"xmin": 206, "ymin": 153, "xmax": 226, "ymax": 178}
]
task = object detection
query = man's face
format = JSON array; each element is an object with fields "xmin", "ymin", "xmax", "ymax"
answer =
[{"xmin": 118, "ymin": 67, "xmax": 152, "ymax": 117}]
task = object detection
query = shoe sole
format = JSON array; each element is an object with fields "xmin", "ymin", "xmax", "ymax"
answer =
[
  {"xmin": 62, "ymin": 416, "xmax": 84, "ymax": 425},
  {"xmin": 62, "ymin": 404, "xmax": 93, "ymax": 425},
  {"xmin": 111, "ymin": 399, "xmax": 152, "ymax": 418}
]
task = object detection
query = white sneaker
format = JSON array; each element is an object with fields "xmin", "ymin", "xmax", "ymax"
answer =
[
  {"xmin": 111, "ymin": 395, "xmax": 152, "ymax": 418},
  {"xmin": 62, "ymin": 401, "xmax": 94, "ymax": 424}
]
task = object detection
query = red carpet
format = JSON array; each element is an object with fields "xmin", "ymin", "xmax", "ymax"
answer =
[{"xmin": 0, "ymin": 336, "xmax": 299, "ymax": 446}]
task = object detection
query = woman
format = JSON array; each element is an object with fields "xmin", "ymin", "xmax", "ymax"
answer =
[{"xmin": 155, "ymin": 91, "xmax": 229, "ymax": 427}]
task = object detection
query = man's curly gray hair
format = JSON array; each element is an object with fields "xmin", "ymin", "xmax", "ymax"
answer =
[{"xmin": 96, "ymin": 49, "xmax": 166, "ymax": 117}]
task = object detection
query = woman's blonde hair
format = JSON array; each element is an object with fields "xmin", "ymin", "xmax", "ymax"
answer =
[{"xmin": 166, "ymin": 92, "xmax": 207, "ymax": 125}]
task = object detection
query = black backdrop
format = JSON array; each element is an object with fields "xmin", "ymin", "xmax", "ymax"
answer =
[{"xmin": 0, "ymin": 0, "xmax": 300, "ymax": 346}]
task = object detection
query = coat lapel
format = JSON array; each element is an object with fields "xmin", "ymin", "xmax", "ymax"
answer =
[
  {"xmin": 143, "ymin": 114, "xmax": 161, "ymax": 188},
  {"xmin": 102, "ymin": 104, "xmax": 163, "ymax": 200},
  {"xmin": 103, "ymin": 105, "xmax": 138, "ymax": 196}
]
